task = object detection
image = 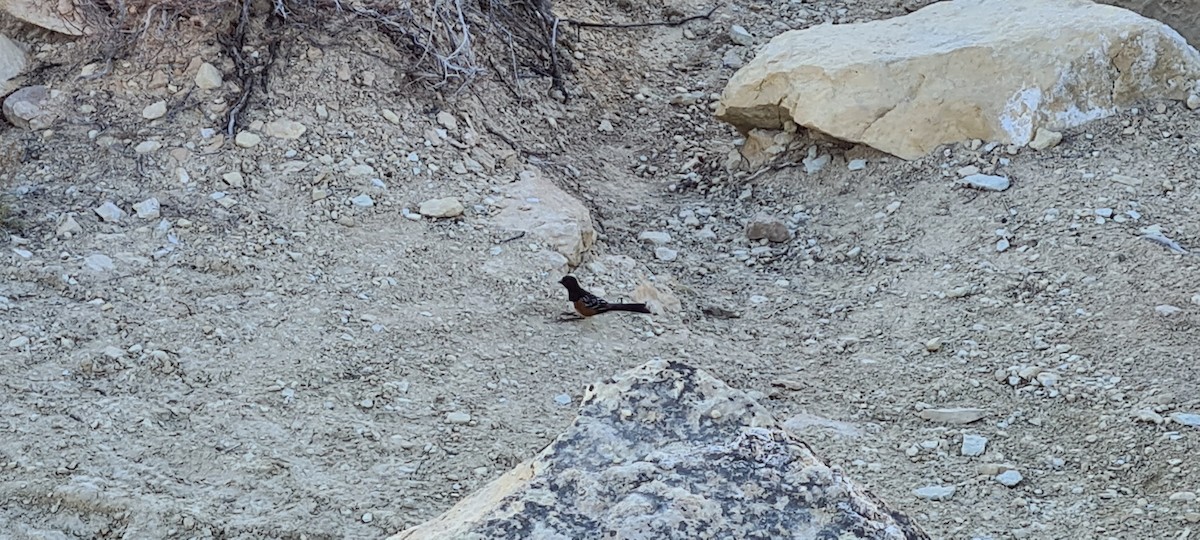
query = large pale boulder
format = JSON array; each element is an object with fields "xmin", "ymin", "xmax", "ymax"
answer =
[
  {"xmin": 716, "ymin": 0, "xmax": 1200, "ymax": 160},
  {"xmin": 487, "ymin": 169, "xmax": 595, "ymax": 266},
  {"xmin": 1102, "ymin": 0, "xmax": 1200, "ymax": 48},
  {"xmin": 392, "ymin": 359, "xmax": 929, "ymax": 540},
  {"xmin": 1, "ymin": 0, "xmax": 90, "ymax": 36}
]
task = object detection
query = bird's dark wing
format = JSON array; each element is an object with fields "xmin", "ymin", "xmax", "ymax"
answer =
[{"xmin": 580, "ymin": 293, "xmax": 611, "ymax": 313}]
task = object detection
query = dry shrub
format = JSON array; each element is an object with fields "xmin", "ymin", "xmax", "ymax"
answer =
[{"xmin": 72, "ymin": 0, "xmax": 571, "ymax": 97}]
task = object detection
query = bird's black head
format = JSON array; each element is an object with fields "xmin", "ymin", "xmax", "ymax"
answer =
[{"xmin": 559, "ymin": 275, "xmax": 579, "ymax": 288}]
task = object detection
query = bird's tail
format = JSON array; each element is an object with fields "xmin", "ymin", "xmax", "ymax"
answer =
[{"xmin": 606, "ymin": 303, "xmax": 652, "ymax": 314}]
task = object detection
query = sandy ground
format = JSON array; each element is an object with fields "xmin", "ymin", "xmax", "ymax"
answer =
[{"xmin": 2, "ymin": 0, "xmax": 1200, "ymax": 538}]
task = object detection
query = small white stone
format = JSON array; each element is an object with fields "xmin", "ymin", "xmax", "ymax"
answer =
[
  {"xmin": 913, "ymin": 485, "xmax": 955, "ymax": 501},
  {"xmin": 847, "ymin": 159, "xmax": 867, "ymax": 171},
  {"xmin": 382, "ymin": 109, "xmax": 400, "ymax": 124},
  {"xmin": 996, "ymin": 238, "xmax": 1010, "ymax": 252},
  {"xmin": 133, "ymin": 198, "xmax": 161, "ymax": 219},
  {"xmin": 347, "ymin": 164, "xmax": 375, "ymax": 177},
  {"xmin": 195, "ymin": 62, "xmax": 223, "ymax": 89},
  {"xmin": 960, "ymin": 174, "xmax": 1010, "ymax": 191},
  {"xmin": 264, "ymin": 119, "xmax": 307, "ymax": 139},
  {"xmin": 446, "ymin": 411, "xmax": 472, "ymax": 424},
  {"xmin": 436, "ymin": 111, "xmax": 458, "ymax": 130},
  {"xmin": 8, "ymin": 336, "xmax": 30, "ymax": 348},
  {"xmin": 94, "ymin": 201, "xmax": 125, "ymax": 223},
  {"xmin": 234, "ymin": 131, "xmax": 261, "ymax": 148},
  {"xmin": 419, "ymin": 197, "xmax": 464, "ymax": 218},
  {"xmin": 655, "ymin": 247, "xmax": 678, "ymax": 261},
  {"xmin": 995, "ymin": 470, "xmax": 1023, "ymax": 487},
  {"xmin": 638, "ymin": 231, "xmax": 672, "ymax": 245},
  {"xmin": 222, "ymin": 171, "xmax": 245, "ymax": 188},
  {"xmin": 351, "ymin": 194, "xmax": 374, "ymax": 208},
  {"xmin": 1155, "ymin": 304, "xmax": 1182, "ymax": 317},
  {"xmin": 134, "ymin": 140, "xmax": 161, "ymax": 154},
  {"xmin": 1028, "ymin": 128, "xmax": 1063, "ymax": 150},
  {"xmin": 729, "ymin": 25, "xmax": 754, "ymax": 46},
  {"xmin": 84, "ymin": 253, "xmax": 114, "ymax": 272},
  {"xmin": 361, "ymin": 512, "xmax": 374, "ymax": 523},
  {"xmin": 961, "ymin": 434, "xmax": 988, "ymax": 457},
  {"xmin": 1188, "ymin": 94, "xmax": 1200, "ymax": 110},
  {"xmin": 598, "ymin": 119, "xmax": 614, "ymax": 132},
  {"xmin": 142, "ymin": 101, "xmax": 167, "ymax": 120}
]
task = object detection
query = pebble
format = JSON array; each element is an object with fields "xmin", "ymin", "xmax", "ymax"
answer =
[
  {"xmin": 554, "ymin": 393, "xmax": 572, "ymax": 406},
  {"xmin": 347, "ymin": 164, "xmax": 375, "ymax": 177},
  {"xmin": 1170, "ymin": 491, "xmax": 1198, "ymax": 502},
  {"xmin": 960, "ymin": 174, "xmax": 1011, "ymax": 191},
  {"xmin": 264, "ymin": 119, "xmax": 307, "ymax": 139},
  {"xmin": 436, "ymin": 111, "xmax": 458, "ymax": 130},
  {"xmin": 382, "ymin": 109, "xmax": 400, "ymax": 124},
  {"xmin": 721, "ymin": 49, "xmax": 744, "ymax": 69},
  {"xmin": 102, "ymin": 345, "xmax": 125, "ymax": 359},
  {"xmin": 1191, "ymin": 293, "xmax": 1200, "ymax": 306},
  {"xmin": 961, "ymin": 434, "xmax": 988, "ymax": 457},
  {"xmin": 1095, "ymin": 208, "xmax": 1113, "ymax": 218},
  {"xmin": 729, "ymin": 25, "xmax": 754, "ymax": 46},
  {"xmin": 1155, "ymin": 304, "xmax": 1182, "ymax": 317},
  {"xmin": 1170, "ymin": 412, "xmax": 1200, "ymax": 428},
  {"xmin": 84, "ymin": 253, "xmax": 114, "ymax": 272},
  {"xmin": 94, "ymin": 201, "xmax": 125, "ymax": 223},
  {"xmin": 884, "ymin": 201, "xmax": 901, "ymax": 214},
  {"xmin": 418, "ymin": 197, "xmax": 464, "ymax": 218},
  {"xmin": 1028, "ymin": 128, "xmax": 1063, "ymax": 150},
  {"xmin": 924, "ymin": 338, "xmax": 942, "ymax": 352},
  {"xmin": 57, "ymin": 216, "xmax": 82, "ymax": 237},
  {"xmin": 638, "ymin": 231, "xmax": 672, "ymax": 245},
  {"xmin": 655, "ymin": 247, "xmax": 678, "ymax": 262},
  {"xmin": 195, "ymin": 62, "xmax": 222, "ymax": 89},
  {"xmin": 445, "ymin": 412, "xmax": 472, "ymax": 424},
  {"xmin": 995, "ymin": 470, "xmax": 1023, "ymax": 487},
  {"xmin": 597, "ymin": 119, "xmax": 614, "ymax": 132},
  {"xmin": 745, "ymin": 214, "xmax": 790, "ymax": 243},
  {"xmin": 847, "ymin": 159, "xmax": 867, "ymax": 171},
  {"xmin": 919, "ymin": 407, "xmax": 987, "ymax": 424},
  {"xmin": 142, "ymin": 100, "xmax": 167, "ymax": 120},
  {"xmin": 996, "ymin": 238, "xmax": 1010, "ymax": 252},
  {"xmin": 351, "ymin": 194, "xmax": 374, "ymax": 208},
  {"xmin": 234, "ymin": 132, "xmax": 261, "ymax": 148},
  {"xmin": 134, "ymin": 140, "xmax": 161, "ymax": 154},
  {"xmin": 362, "ymin": 512, "xmax": 374, "ymax": 523},
  {"xmin": 803, "ymin": 153, "xmax": 830, "ymax": 174},
  {"xmin": 913, "ymin": 485, "xmax": 956, "ymax": 501},
  {"xmin": 222, "ymin": 172, "xmax": 245, "ymax": 188},
  {"xmin": 956, "ymin": 165, "xmax": 980, "ymax": 177},
  {"xmin": 1188, "ymin": 94, "xmax": 1200, "ymax": 110},
  {"xmin": 133, "ymin": 198, "xmax": 161, "ymax": 219},
  {"xmin": 8, "ymin": 336, "xmax": 30, "ymax": 348}
]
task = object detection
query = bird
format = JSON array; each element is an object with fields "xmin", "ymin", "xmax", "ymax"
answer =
[{"xmin": 559, "ymin": 276, "xmax": 651, "ymax": 318}]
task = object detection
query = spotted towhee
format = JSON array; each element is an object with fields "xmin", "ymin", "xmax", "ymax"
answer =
[{"xmin": 559, "ymin": 276, "xmax": 651, "ymax": 317}]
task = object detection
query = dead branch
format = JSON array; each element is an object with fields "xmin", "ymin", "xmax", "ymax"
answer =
[{"xmin": 562, "ymin": 5, "xmax": 719, "ymax": 30}]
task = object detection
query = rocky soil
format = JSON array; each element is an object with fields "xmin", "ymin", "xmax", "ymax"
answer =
[{"xmin": 2, "ymin": 0, "xmax": 1200, "ymax": 539}]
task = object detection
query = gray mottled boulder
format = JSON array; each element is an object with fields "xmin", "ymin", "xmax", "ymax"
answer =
[{"xmin": 392, "ymin": 359, "xmax": 928, "ymax": 540}]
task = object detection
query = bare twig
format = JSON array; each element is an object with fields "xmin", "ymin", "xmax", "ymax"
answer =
[{"xmin": 562, "ymin": 5, "xmax": 719, "ymax": 30}]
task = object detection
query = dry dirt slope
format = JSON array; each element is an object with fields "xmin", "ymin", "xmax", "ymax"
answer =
[{"xmin": 2, "ymin": 0, "xmax": 1200, "ymax": 539}]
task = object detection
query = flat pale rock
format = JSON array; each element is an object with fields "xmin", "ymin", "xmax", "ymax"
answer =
[
  {"xmin": 392, "ymin": 359, "xmax": 929, "ymax": 540},
  {"xmin": 265, "ymin": 119, "xmax": 307, "ymax": 139},
  {"xmin": 487, "ymin": 170, "xmax": 596, "ymax": 267},
  {"xmin": 419, "ymin": 197, "xmax": 465, "ymax": 218},
  {"xmin": 194, "ymin": 62, "xmax": 222, "ymax": 89},
  {"xmin": 2, "ymin": 84, "xmax": 51, "ymax": 129},
  {"xmin": 0, "ymin": 34, "xmax": 26, "ymax": 89},
  {"xmin": 716, "ymin": 0, "xmax": 1200, "ymax": 159},
  {"xmin": 1, "ymin": 0, "xmax": 90, "ymax": 36}
]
